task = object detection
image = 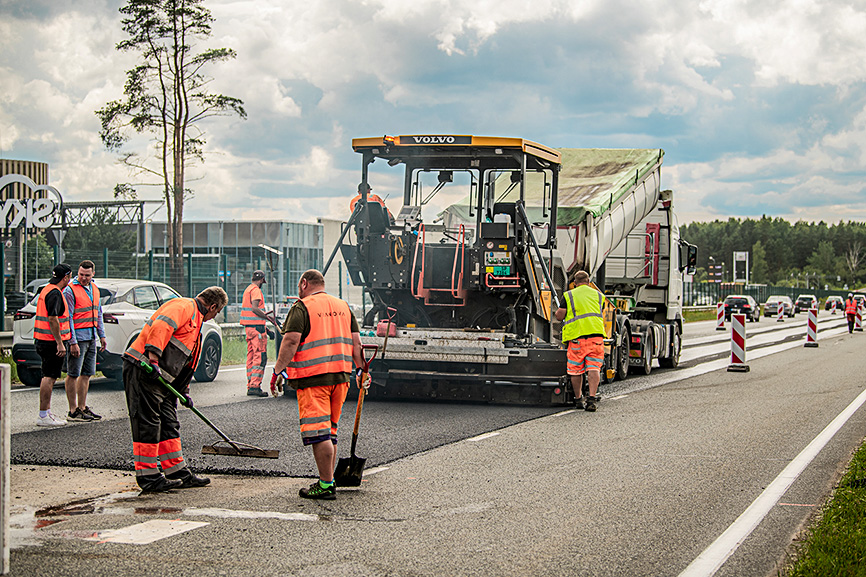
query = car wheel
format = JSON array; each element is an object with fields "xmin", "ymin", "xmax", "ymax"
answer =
[
  {"xmin": 16, "ymin": 365, "xmax": 41, "ymax": 387},
  {"xmin": 193, "ymin": 335, "xmax": 221, "ymax": 382}
]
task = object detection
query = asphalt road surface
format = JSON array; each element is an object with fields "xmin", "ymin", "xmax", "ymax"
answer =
[{"xmin": 7, "ymin": 312, "xmax": 865, "ymax": 577}]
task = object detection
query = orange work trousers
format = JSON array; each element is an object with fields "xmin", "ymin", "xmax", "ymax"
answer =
[{"xmin": 245, "ymin": 326, "xmax": 268, "ymax": 389}]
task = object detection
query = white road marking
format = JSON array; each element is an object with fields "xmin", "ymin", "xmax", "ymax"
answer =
[
  {"xmin": 608, "ymin": 395, "xmax": 628, "ymax": 401},
  {"xmin": 466, "ymin": 432, "xmax": 500, "ymax": 442},
  {"xmin": 86, "ymin": 519, "xmax": 208, "ymax": 545},
  {"xmin": 183, "ymin": 508, "xmax": 317, "ymax": 522},
  {"xmin": 678, "ymin": 385, "xmax": 866, "ymax": 577},
  {"xmin": 363, "ymin": 466, "xmax": 390, "ymax": 476}
]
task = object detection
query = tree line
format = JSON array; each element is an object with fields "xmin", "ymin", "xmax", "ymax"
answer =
[{"xmin": 681, "ymin": 216, "xmax": 866, "ymax": 289}]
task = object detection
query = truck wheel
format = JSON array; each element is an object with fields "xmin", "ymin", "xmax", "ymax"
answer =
[
  {"xmin": 615, "ymin": 327, "xmax": 630, "ymax": 381},
  {"xmin": 630, "ymin": 332, "xmax": 653, "ymax": 376},
  {"xmin": 659, "ymin": 326, "xmax": 681, "ymax": 369}
]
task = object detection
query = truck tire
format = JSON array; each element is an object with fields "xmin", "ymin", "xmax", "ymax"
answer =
[
  {"xmin": 659, "ymin": 326, "xmax": 681, "ymax": 369},
  {"xmin": 630, "ymin": 332, "xmax": 653, "ymax": 376},
  {"xmin": 615, "ymin": 327, "xmax": 630, "ymax": 381}
]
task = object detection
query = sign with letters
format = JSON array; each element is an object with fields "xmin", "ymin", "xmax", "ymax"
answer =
[{"xmin": 0, "ymin": 174, "xmax": 63, "ymax": 229}]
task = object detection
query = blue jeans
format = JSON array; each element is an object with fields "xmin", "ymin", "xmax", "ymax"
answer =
[{"xmin": 66, "ymin": 339, "xmax": 98, "ymax": 377}]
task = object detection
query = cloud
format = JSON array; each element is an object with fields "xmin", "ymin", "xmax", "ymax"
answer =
[{"xmin": 3, "ymin": 0, "xmax": 866, "ymax": 230}]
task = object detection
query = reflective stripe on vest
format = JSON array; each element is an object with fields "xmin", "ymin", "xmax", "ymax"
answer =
[
  {"xmin": 124, "ymin": 298, "xmax": 203, "ymax": 382},
  {"xmin": 240, "ymin": 284, "xmax": 265, "ymax": 326},
  {"xmin": 286, "ymin": 292, "xmax": 354, "ymax": 379},
  {"xmin": 846, "ymin": 299, "xmax": 857, "ymax": 314},
  {"xmin": 34, "ymin": 285, "xmax": 71, "ymax": 341},
  {"xmin": 561, "ymin": 285, "xmax": 605, "ymax": 342},
  {"xmin": 69, "ymin": 281, "xmax": 99, "ymax": 330}
]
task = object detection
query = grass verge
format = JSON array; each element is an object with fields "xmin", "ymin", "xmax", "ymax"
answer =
[
  {"xmin": 783, "ymin": 437, "xmax": 866, "ymax": 576},
  {"xmin": 684, "ymin": 309, "xmax": 718, "ymax": 322},
  {"xmin": 221, "ymin": 336, "xmax": 276, "ymax": 366},
  {"xmin": 0, "ymin": 352, "xmax": 18, "ymax": 383}
]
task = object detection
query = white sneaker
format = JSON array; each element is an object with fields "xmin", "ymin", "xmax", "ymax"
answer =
[{"xmin": 36, "ymin": 412, "xmax": 67, "ymax": 427}]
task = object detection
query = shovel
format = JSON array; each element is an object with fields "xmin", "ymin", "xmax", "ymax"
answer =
[
  {"xmin": 334, "ymin": 344, "xmax": 378, "ymax": 486},
  {"xmin": 140, "ymin": 361, "xmax": 280, "ymax": 459}
]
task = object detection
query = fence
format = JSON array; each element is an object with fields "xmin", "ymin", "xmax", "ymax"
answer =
[{"xmin": 684, "ymin": 282, "xmax": 845, "ymax": 307}]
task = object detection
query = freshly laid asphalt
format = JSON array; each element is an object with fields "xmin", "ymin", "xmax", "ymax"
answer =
[{"xmin": 12, "ymin": 397, "xmax": 560, "ymax": 477}]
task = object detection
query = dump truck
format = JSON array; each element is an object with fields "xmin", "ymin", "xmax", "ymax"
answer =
[{"xmin": 325, "ymin": 135, "xmax": 697, "ymax": 405}]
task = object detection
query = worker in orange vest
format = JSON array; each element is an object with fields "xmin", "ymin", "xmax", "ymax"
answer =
[
  {"xmin": 63, "ymin": 260, "xmax": 107, "ymax": 422},
  {"xmin": 34, "ymin": 264, "xmax": 73, "ymax": 427},
  {"xmin": 349, "ymin": 184, "xmax": 394, "ymax": 223},
  {"xmin": 845, "ymin": 292, "xmax": 857, "ymax": 333},
  {"xmin": 240, "ymin": 270, "xmax": 278, "ymax": 397},
  {"xmin": 271, "ymin": 269, "xmax": 364, "ymax": 500},
  {"xmin": 122, "ymin": 286, "xmax": 227, "ymax": 493}
]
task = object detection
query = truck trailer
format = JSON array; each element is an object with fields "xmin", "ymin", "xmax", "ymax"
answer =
[{"xmin": 325, "ymin": 135, "xmax": 697, "ymax": 405}]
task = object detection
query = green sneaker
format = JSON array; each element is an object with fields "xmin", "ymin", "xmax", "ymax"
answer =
[{"xmin": 299, "ymin": 481, "xmax": 336, "ymax": 500}]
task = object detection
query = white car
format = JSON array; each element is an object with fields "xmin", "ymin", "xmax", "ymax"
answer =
[{"xmin": 11, "ymin": 279, "xmax": 223, "ymax": 387}]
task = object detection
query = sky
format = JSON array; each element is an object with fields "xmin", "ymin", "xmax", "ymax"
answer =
[{"xmin": 3, "ymin": 0, "xmax": 866, "ymax": 226}]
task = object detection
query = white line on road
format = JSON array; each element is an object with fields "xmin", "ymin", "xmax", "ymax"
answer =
[
  {"xmin": 466, "ymin": 432, "xmax": 500, "ymax": 442},
  {"xmin": 678, "ymin": 385, "xmax": 866, "ymax": 577}
]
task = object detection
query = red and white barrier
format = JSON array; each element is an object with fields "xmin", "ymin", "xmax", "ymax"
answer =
[
  {"xmin": 856, "ymin": 304, "xmax": 863, "ymax": 332},
  {"xmin": 716, "ymin": 302, "xmax": 725, "ymax": 331},
  {"xmin": 804, "ymin": 308, "xmax": 819, "ymax": 347},
  {"xmin": 777, "ymin": 304, "xmax": 784, "ymax": 322},
  {"xmin": 831, "ymin": 300, "xmax": 837, "ymax": 315},
  {"xmin": 727, "ymin": 313, "xmax": 750, "ymax": 372}
]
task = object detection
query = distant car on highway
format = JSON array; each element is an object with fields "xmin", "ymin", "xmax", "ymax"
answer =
[
  {"xmin": 763, "ymin": 295, "xmax": 794, "ymax": 317},
  {"xmin": 724, "ymin": 294, "xmax": 760, "ymax": 322},
  {"xmin": 794, "ymin": 294, "xmax": 818, "ymax": 314},
  {"xmin": 11, "ymin": 279, "xmax": 223, "ymax": 387},
  {"xmin": 824, "ymin": 295, "xmax": 844, "ymax": 311}
]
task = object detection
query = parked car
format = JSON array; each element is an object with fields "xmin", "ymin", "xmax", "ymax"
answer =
[
  {"xmin": 763, "ymin": 295, "xmax": 794, "ymax": 317},
  {"xmin": 723, "ymin": 294, "xmax": 761, "ymax": 322},
  {"xmin": 11, "ymin": 279, "xmax": 222, "ymax": 387},
  {"xmin": 794, "ymin": 294, "xmax": 819, "ymax": 314},
  {"xmin": 824, "ymin": 295, "xmax": 844, "ymax": 311},
  {"xmin": 854, "ymin": 293, "xmax": 866, "ymax": 310}
]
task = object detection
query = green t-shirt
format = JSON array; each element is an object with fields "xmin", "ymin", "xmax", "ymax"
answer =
[{"xmin": 281, "ymin": 298, "xmax": 360, "ymax": 389}]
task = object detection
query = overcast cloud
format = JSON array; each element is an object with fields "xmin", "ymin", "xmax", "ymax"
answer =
[{"xmin": 3, "ymin": 0, "xmax": 866, "ymax": 225}]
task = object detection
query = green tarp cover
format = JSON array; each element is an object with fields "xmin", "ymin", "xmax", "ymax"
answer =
[{"xmin": 442, "ymin": 148, "xmax": 663, "ymax": 226}]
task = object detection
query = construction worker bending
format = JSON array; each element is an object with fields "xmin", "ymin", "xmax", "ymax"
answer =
[
  {"xmin": 34, "ymin": 264, "xmax": 74, "ymax": 427},
  {"xmin": 271, "ymin": 269, "xmax": 364, "ymax": 500},
  {"xmin": 122, "ymin": 286, "xmax": 228, "ymax": 493},
  {"xmin": 63, "ymin": 260, "xmax": 107, "ymax": 422},
  {"xmin": 240, "ymin": 270, "xmax": 278, "ymax": 397},
  {"xmin": 845, "ymin": 292, "xmax": 857, "ymax": 333},
  {"xmin": 555, "ymin": 270, "xmax": 605, "ymax": 412}
]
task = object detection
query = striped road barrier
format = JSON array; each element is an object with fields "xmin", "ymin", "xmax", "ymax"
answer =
[
  {"xmin": 727, "ymin": 313, "xmax": 749, "ymax": 372},
  {"xmin": 805, "ymin": 308, "xmax": 819, "ymax": 348}
]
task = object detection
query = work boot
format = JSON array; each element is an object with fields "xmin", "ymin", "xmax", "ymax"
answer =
[
  {"xmin": 573, "ymin": 397, "xmax": 585, "ymax": 410},
  {"xmin": 168, "ymin": 470, "xmax": 211, "ymax": 488},
  {"xmin": 247, "ymin": 387, "xmax": 268, "ymax": 397},
  {"xmin": 299, "ymin": 480, "xmax": 336, "ymax": 500},
  {"xmin": 139, "ymin": 475, "xmax": 183, "ymax": 493},
  {"xmin": 584, "ymin": 396, "xmax": 598, "ymax": 412}
]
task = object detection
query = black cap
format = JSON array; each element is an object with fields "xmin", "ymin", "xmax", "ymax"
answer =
[
  {"xmin": 252, "ymin": 270, "xmax": 266, "ymax": 283},
  {"xmin": 52, "ymin": 263, "xmax": 73, "ymax": 279}
]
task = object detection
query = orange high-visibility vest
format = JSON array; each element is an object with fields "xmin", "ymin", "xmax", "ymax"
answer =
[
  {"xmin": 124, "ymin": 298, "xmax": 203, "ymax": 382},
  {"xmin": 69, "ymin": 281, "xmax": 99, "ymax": 330},
  {"xmin": 34, "ymin": 285, "xmax": 71, "ymax": 341},
  {"xmin": 846, "ymin": 298, "xmax": 857, "ymax": 314},
  {"xmin": 286, "ymin": 292, "xmax": 354, "ymax": 380},
  {"xmin": 240, "ymin": 283, "xmax": 265, "ymax": 326}
]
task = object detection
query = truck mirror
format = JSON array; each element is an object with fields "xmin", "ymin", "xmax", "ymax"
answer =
[{"xmin": 686, "ymin": 244, "xmax": 698, "ymax": 275}]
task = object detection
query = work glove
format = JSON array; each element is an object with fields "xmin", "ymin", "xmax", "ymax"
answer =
[
  {"xmin": 144, "ymin": 360, "xmax": 163, "ymax": 381},
  {"xmin": 355, "ymin": 368, "xmax": 371, "ymax": 390},
  {"xmin": 182, "ymin": 393, "xmax": 194, "ymax": 408},
  {"xmin": 266, "ymin": 328, "xmax": 275, "ymax": 340},
  {"xmin": 270, "ymin": 369, "xmax": 288, "ymax": 397}
]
